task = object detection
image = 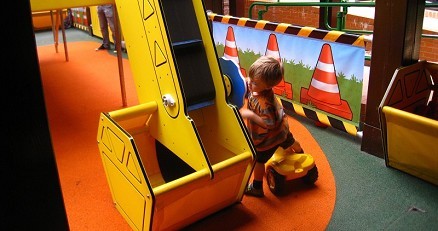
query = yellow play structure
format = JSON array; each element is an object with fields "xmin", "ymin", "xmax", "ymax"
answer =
[
  {"xmin": 379, "ymin": 60, "xmax": 438, "ymax": 186},
  {"xmin": 31, "ymin": 0, "xmax": 256, "ymax": 230}
]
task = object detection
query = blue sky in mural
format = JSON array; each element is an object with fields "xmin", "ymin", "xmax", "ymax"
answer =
[{"xmin": 212, "ymin": 22, "xmax": 365, "ymax": 81}]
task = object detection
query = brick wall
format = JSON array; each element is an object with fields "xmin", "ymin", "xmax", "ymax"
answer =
[
  {"xmin": 247, "ymin": 4, "xmax": 320, "ymax": 27},
  {"xmin": 420, "ymin": 33, "xmax": 438, "ymax": 62},
  {"xmin": 243, "ymin": 0, "xmax": 438, "ymax": 63}
]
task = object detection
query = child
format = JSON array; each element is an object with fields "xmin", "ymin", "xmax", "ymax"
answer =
[{"xmin": 240, "ymin": 56, "xmax": 303, "ymax": 197}]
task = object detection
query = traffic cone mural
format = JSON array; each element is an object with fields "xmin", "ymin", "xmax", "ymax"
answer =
[
  {"xmin": 300, "ymin": 43, "xmax": 353, "ymax": 120},
  {"xmin": 265, "ymin": 34, "xmax": 281, "ymax": 61},
  {"xmin": 83, "ymin": 9, "xmax": 88, "ymax": 26},
  {"xmin": 223, "ymin": 26, "xmax": 247, "ymax": 77},
  {"xmin": 266, "ymin": 34, "xmax": 293, "ymax": 99}
]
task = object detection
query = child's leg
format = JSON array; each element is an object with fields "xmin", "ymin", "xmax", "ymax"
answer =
[
  {"xmin": 246, "ymin": 162, "xmax": 265, "ymax": 197},
  {"xmin": 292, "ymin": 140, "xmax": 304, "ymax": 153},
  {"xmin": 284, "ymin": 140, "xmax": 304, "ymax": 154},
  {"xmin": 253, "ymin": 162, "xmax": 265, "ymax": 181},
  {"xmin": 246, "ymin": 147, "xmax": 277, "ymax": 197}
]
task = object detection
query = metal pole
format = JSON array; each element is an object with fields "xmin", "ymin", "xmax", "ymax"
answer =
[{"xmin": 113, "ymin": 4, "xmax": 127, "ymax": 107}]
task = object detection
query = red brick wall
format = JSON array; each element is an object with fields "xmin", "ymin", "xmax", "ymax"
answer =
[
  {"xmin": 243, "ymin": 0, "xmax": 438, "ymax": 63},
  {"xmin": 247, "ymin": 4, "xmax": 320, "ymax": 27},
  {"xmin": 420, "ymin": 32, "xmax": 438, "ymax": 62}
]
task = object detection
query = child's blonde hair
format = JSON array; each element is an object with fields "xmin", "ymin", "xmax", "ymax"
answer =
[{"xmin": 248, "ymin": 56, "xmax": 284, "ymax": 88}]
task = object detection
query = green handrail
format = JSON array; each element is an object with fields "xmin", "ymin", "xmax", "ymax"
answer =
[
  {"xmin": 248, "ymin": 1, "xmax": 438, "ymax": 37},
  {"xmin": 248, "ymin": 1, "xmax": 375, "ymax": 24}
]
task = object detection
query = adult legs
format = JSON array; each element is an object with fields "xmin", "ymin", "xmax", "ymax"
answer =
[
  {"xmin": 106, "ymin": 15, "xmax": 117, "ymax": 47},
  {"xmin": 97, "ymin": 8, "xmax": 110, "ymax": 48}
]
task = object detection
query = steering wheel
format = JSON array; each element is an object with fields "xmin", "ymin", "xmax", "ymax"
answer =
[{"xmin": 219, "ymin": 57, "xmax": 247, "ymax": 109}]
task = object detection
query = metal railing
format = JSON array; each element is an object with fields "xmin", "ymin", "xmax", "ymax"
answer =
[{"xmin": 248, "ymin": 1, "xmax": 438, "ymax": 38}]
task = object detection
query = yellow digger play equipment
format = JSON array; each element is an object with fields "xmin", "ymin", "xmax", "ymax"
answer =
[
  {"xmin": 31, "ymin": 0, "xmax": 256, "ymax": 229},
  {"xmin": 95, "ymin": 0, "xmax": 256, "ymax": 230}
]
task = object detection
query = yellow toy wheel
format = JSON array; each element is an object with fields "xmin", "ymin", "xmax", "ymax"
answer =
[{"xmin": 302, "ymin": 165, "xmax": 318, "ymax": 184}]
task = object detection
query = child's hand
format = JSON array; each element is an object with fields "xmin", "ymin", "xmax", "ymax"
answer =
[
  {"xmin": 239, "ymin": 108, "xmax": 252, "ymax": 119},
  {"xmin": 239, "ymin": 108, "xmax": 267, "ymax": 128}
]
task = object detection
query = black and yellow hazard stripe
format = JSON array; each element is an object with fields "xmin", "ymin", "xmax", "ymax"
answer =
[
  {"xmin": 208, "ymin": 13, "xmax": 364, "ymax": 47},
  {"xmin": 281, "ymin": 99, "xmax": 358, "ymax": 136},
  {"xmin": 73, "ymin": 23, "xmax": 90, "ymax": 33}
]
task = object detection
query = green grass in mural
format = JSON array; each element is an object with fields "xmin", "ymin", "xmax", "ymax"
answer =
[{"xmin": 215, "ymin": 44, "xmax": 362, "ymax": 124}]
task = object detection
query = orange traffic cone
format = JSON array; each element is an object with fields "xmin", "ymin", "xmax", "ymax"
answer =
[
  {"xmin": 266, "ymin": 34, "xmax": 293, "ymax": 99},
  {"xmin": 223, "ymin": 26, "xmax": 246, "ymax": 76},
  {"xmin": 265, "ymin": 34, "xmax": 281, "ymax": 62},
  {"xmin": 308, "ymin": 43, "xmax": 341, "ymax": 105},
  {"xmin": 300, "ymin": 43, "xmax": 352, "ymax": 120}
]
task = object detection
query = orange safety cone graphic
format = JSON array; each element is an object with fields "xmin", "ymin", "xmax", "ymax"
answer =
[
  {"xmin": 83, "ymin": 11, "xmax": 88, "ymax": 26},
  {"xmin": 266, "ymin": 34, "xmax": 293, "ymax": 99},
  {"xmin": 265, "ymin": 34, "xmax": 281, "ymax": 61},
  {"xmin": 223, "ymin": 26, "xmax": 247, "ymax": 77},
  {"xmin": 300, "ymin": 43, "xmax": 353, "ymax": 120}
]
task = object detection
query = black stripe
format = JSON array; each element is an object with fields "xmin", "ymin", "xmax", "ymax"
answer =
[
  {"xmin": 263, "ymin": 22, "xmax": 278, "ymax": 32},
  {"xmin": 335, "ymin": 33, "xmax": 361, "ymax": 45},
  {"xmin": 328, "ymin": 117, "xmax": 347, "ymax": 133},
  {"xmin": 308, "ymin": 29, "xmax": 328, "ymax": 40},
  {"xmin": 284, "ymin": 26, "xmax": 302, "ymax": 35},
  {"xmin": 245, "ymin": 20, "xmax": 258, "ymax": 28},
  {"xmin": 303, "ymin": 108, "xmax": 319, "ymax": 121},
  {"xmin": 281, "ymin": 100, "xmax": 295, "ymax": 114},
  {"xmin": 212, "ymin": 15, "xmax": 222, "ymax": 22},
  {"xmin": 228, "ymin": 17, "xmax": 240, "ymax": 25}
]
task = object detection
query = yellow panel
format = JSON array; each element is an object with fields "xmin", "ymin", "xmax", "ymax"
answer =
[
  {"xmin": 151, "ymin": 152, "xmax": 252, "ymax": 230},
  {"xmin": 32, "ymin": 11, "xmax": 53, "ymax": 30},
  {"xmin": 383, "ymin": 106, "xmax": 438, "ymax": 185},
  {"xmin": 31, "ymin": 0, "xmax": 113, "ymax": 12},
  {"xmin": 107, "ymin": 128, "xmax": 125, "ymax": 163},
  {"xmin": 126, "ymin": 151, "xmax": 142, "ymax": 183},
  {"xmin": 97, "ymin": 113, "xmax": 154, "ymax": 230},
  {"xmin": 114, "ymin": 0, "xmax": 212, "ymax": 172},
  {"xmin": 102, "ymin": 154, "xmax": 147, "ymax": 231},
  {"xmin": 153, "ymin": 42, "xmax": 167, "ymax": 66}
]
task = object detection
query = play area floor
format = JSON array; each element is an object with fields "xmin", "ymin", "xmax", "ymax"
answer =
[{"xmin": 35, "ymin": 28, "xmax": 438, "ymax": 231}]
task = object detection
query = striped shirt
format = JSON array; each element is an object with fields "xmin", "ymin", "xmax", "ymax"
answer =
[{"xmin": 247, "ymin": 90, "xmax": 289, "ymax": 151}]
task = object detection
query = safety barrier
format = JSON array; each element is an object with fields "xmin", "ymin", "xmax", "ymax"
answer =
[{"xmin": 209, "ymin": 13, "xmax": 365, "ymax": 136}]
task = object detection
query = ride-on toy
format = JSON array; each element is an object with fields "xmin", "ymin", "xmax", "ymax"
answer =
[
  {"xmin": 219, "ymin": 57, "xmax": 319, "ymax": 196},
  {"xmin": 266, "ymin": 147, "xmax": 318, "ymax": 195}
]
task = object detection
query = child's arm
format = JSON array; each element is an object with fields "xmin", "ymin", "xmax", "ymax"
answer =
[{"xmin": 239, "ymin": 108, "xmax": 267, "ymax": 128}]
